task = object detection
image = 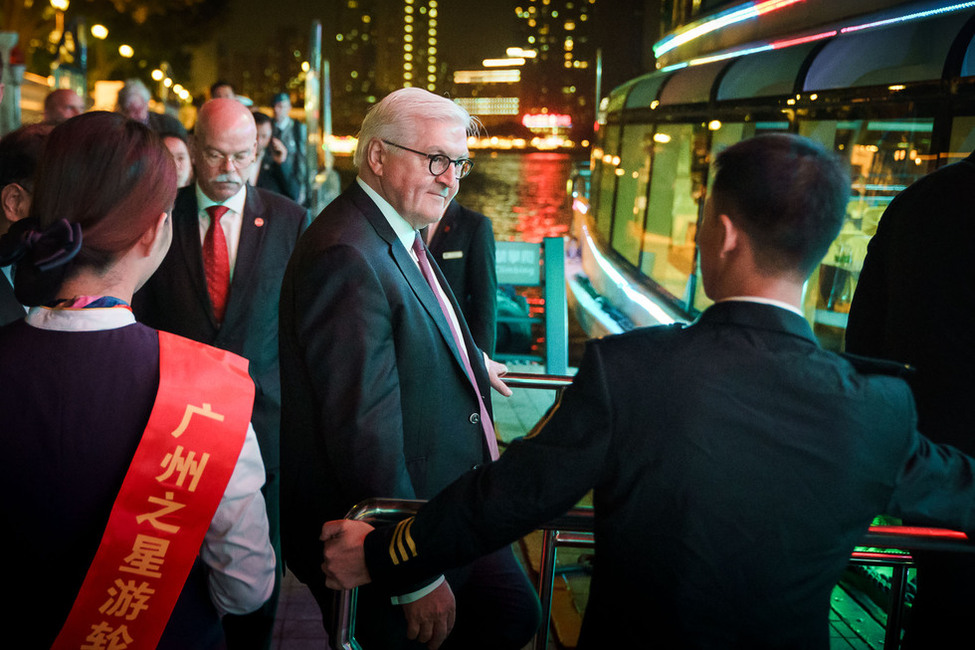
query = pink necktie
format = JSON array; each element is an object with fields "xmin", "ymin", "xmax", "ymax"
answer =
[
  {"xmin": 413, "ymin": 232, "xmax": 499, "ymax": 460},
  {"xmin": 203, "ymin": 205, "xmax": 230, "ymax": 324}
]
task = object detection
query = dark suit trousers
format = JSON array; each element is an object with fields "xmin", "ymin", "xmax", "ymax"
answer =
[{"xmin": 351, "ymin": 546, "xmax": 540, "ymax": 650}]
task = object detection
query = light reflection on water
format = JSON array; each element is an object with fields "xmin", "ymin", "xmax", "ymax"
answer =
[{"xmin": 455, "ymin": 151, "xmax": 586, "ymax": 243}]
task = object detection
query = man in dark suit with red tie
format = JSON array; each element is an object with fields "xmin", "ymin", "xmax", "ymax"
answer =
[
  {"xmin": 279, "ymin": 87, "xmax": 540, "ymax": 650},
  {"xmin": 133, "ymin": 98, "xmax": 310, "ymax": 650}
]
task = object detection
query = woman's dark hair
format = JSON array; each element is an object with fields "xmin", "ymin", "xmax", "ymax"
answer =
[{"xmin": 14, "ymin": 111, "xmax": 176, "ymax": 305}]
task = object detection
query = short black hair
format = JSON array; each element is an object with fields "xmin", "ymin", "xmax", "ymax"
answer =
[
  {"xmin": 711, "ymin": 133, "xmax": 849, "ymax": 279},
  {"xmin": 252, "ymin": 111, "xmax": 273, "ymax": 127},
  {"xmin": 0, "ymin": 123, "xmax": 55, "ymax": 191},
  {"xmin": 210, "ymin": 80, "xmax": 234, "ymax": 95},
  {"xmin": 158, "ymin": 129, "xmax": 188, "ymax": 145}
]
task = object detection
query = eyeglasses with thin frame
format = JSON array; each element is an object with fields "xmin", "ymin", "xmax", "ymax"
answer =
[
  {"xmin": 382, "ymin": 139, "xmax": 474, "ymax": 179},
  {"xmin": 201, "ymin": 148, "xmax": 254, "ymax": 169}
]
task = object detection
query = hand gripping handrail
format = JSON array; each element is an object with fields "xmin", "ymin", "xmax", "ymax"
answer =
[
  {"xmin": 334, "ymin": 498, "xmax": 593, "ymax": 650},
  {"xmin": 334, "ymin": 499, "xmax": 975, "ymax": 650}
]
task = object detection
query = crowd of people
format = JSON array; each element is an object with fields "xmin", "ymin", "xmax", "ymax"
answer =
[{"xmin": 2, "ymin": 69, "xmax": 975, "ymax": 650}]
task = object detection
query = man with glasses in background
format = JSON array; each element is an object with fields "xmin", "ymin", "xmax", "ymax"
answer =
[
  {"xmin": 279, "ymin": 87, "xmax": 540, "ymax": 650},
  {"xmin": 133, "ymin": 97, "xmax": 310, "ymax": 650}
]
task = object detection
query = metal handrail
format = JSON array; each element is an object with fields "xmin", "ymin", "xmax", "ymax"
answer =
[
  {"xmin": 334, "ymin": 499, "xmax": 975, "ymax": 650},
  {"xmin": 501, "ymin": 372, "xmax": 573, "ymax": 391}
]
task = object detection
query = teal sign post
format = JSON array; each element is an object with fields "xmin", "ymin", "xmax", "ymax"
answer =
[{"xmin": 495, "ymin": 238, "xmax": 567, "ymax": 375}]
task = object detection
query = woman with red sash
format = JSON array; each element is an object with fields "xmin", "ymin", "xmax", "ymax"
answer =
[{"xmin": 0, "ymin": 111, "xmax": 275, "ymax": 649}]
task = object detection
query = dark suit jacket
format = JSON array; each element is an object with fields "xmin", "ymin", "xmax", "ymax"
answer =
[
  {"xmin": 133, "ymin": 185, "xmax": 310, "ymax": 473},
  {"xmin": 279, "ymin": 181, "xmax": 495, "ymax": 604},
  {"xmin": 847, "ymin": 151, "xmax": 975, "ymax": 453},
  {"xmin": 363, "ymin": 301, "xmax": 975, "ymax": 649},
  {"xmin": 0, "ymin": 272, "xmax": 23, "ymax": 327},
  {"xmin": 428, "ymin": 200, "xmax": 497, "ymax": 355},
  {"xmin": 254, "ymin": 151, "xmax": 300, "ymax": 201}
]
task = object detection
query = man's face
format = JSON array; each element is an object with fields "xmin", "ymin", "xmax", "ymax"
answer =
[
  {"xmin": 273, "ymin": 100, "xmax": 291, "ymax": 123},
  {"xmin": 256, "ymin": 122, "xmax": 273, "ymax": 151},
  {"xmin": 377, "ymin": 119, "xmax": 467, "ymax": 229},
  {"xmin": 192, "ymin": 121, "xmax": 257, "ymax": 202},
  {"xmin": 121, "ymin": 95, "xmax": 149, "ymax": 122},
  {"xmin": 163, "ymin": 136, "xmax": 192, "ymax": 188},
  {"xmin": 46, "ymin": 90, "xmax": 84, "ymax": 123},
  {"xmin": 212, "ymin": 85, "xmax": 234, "ymax": 99}
]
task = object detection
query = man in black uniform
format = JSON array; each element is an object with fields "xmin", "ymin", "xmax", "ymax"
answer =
[
  {"xmin": 846, "ymin": 148, "xmax": 975, "ymax": 647},
  {"xmin": 320, "ymin": 134, "xmax": 975, "ymax": 649}
]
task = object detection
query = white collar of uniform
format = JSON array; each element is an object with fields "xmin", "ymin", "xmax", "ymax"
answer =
[
  {"xmin": 356, "ymin": 176, "xmax": 419, "ymax": 255},
  {"xmin": 719, "ymin": 296, "xmax": 805, "ymax": 318},
  {"xmin": 25, "ymin": 304, "xmax": 136, "ymax": 332},
  {"xmin": 196, "ymin": 182, "xmax": 247, "ymax": 219}
]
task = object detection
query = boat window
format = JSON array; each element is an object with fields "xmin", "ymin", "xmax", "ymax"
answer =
[
  {"xmin": 717, "ymin": 42, "xmax": 818, "ymax": 100},
  {"xmin": 658, "ymin": 60, "xmax": 728, "ymax": 105},
  {"xmin": 593, "ymin": 124, "xmax": 621, "ymax": 244},
  {"xmin": 948, "ymin": 116, "xmax": 975, "ymax": 163},
  {"xmin": 803, "ymin": 11, "xmax": 975, "ymax": 91},
  {"xmin": 611, "ymin": 124, "xmax": 654, "ymax": 266},
  {"xmin": 625, "ymin": 71, "xmax": 671, "ymax": 109},
  {"xmin": 639, "ymin": 123, "xmax": 705, "ymax": 304},
  {"xmin": 799, "ymin": 118, "xmax": 937, "ymax": 350}
]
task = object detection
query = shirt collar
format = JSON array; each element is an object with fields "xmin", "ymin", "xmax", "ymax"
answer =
[
  {"xmin": 195, "ymin": 182, "xmax": 248, "ymax": 217},
  {"xmin": 25, "ymin": 303, "xmax": 136, "ymax": 331},
  {"xmin": 718, "ymin": 296, "xmax": 805, "ymax": 318},
  {"xmin": 356, "ymin": 176, "xmax": 418, "ymax": 252}
]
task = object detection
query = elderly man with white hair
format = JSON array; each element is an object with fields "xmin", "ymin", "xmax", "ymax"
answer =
[{"xmin": 280, "ymin": 87, "xmax": 540, "ymax": 650}]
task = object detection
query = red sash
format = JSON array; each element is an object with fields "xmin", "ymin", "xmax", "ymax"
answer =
[{"xmin": 52, "ymin": 331, "xmax": 255, "ymax": 650}]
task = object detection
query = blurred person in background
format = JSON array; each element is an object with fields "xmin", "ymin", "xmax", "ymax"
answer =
[{"xmin": 42, "ymin": 88, "xmax": 84, "ymax": 125}]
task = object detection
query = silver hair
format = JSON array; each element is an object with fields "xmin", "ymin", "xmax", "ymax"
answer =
[
  {"xmin": 116, "ymin": 78, "xmax": 151, "ymax": 107},
  {"xmin": 353, "ymin": 88, "xmax": 480, "ymax": 168}
]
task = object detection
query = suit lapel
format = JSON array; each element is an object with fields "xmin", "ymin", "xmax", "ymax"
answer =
[
  {"xmin": 351, "ymin": 184, "xmax": 469, "ymax": 369},
  {"xmin": 172, "ymin": 188, "xmax": 215, "ymax": 322},
  {"xmin": 222, "ymin": 188, "xmax": 266, "ymax": 330}
]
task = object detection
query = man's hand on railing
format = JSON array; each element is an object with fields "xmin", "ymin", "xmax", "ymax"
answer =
[
  {"xmin": 484, "ymin": 354, "xmax": 513, "ymax": 396},
  {"xmin": 403, "ymin": 580, "xmax": 456, "ymax": 650},
  {"xmin": 320, "ymin": 519, "xmax": 374, "ymax": 589}
]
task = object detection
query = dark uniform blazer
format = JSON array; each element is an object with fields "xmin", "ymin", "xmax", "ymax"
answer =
[
  {"xmin": 0, "ymin": 273, "xmax": 23, "ymax": 326},
  {"xmin": 362, "ymin": 301, "xmax": 975, "ymax": 649},
  {"xmin": 847, "ymin": 151, "xmax": 975, "ymax": 453},
  {"xmin": 254, "ymin": 151, "xmax": 300, "ymax": 202},
  {"xmin": 428, "ymin": 200, "xmax": 497, "ymax": 355},
  {"xmin": 134, "ymin": 184, "xmax": 310, "ymax": 475},
  {"xmin": 279, "ymin": 180, "xmax": 494, "ymax": 608},
  {"xmin": 0, "ymin": 320, "xmax": 225, "ymax": 649}
]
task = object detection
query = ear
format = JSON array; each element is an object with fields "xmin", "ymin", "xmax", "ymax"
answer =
[
  {"xmin": 365, "ymin": 138, "xmax": 387, "ymax": 177},
  {"xmin": 717, "ymin": 213, "xmax": 740, "ymax": 258},
  {"xmin": 139, "ymin": 212, "xmax": 170, "ymax": 257},
  {"xmin": 1, "ymin": 183, "xmax": 32, "ymax": 223}
]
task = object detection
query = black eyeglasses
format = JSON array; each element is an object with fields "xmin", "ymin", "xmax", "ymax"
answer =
[{"xmin": 382, "ymin": 139, "xmax": 474, "ymax": 179}]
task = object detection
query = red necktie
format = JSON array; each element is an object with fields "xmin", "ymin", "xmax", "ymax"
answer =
[
  {"xmin": 413, "ymin": 233, "xmax": 499, "ymax": 460},
  {"xmin": 203, "ymin": 205, "xmax": 230, "ymax": 324}
]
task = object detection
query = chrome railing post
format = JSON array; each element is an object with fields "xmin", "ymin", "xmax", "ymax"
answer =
[
  {"xmin": 534, "ymin": 528, "xmax": 559, "ymax": 650},
  {"xmin": 883, "ymin": 564, "xmax": 909, "ymax": 650}
]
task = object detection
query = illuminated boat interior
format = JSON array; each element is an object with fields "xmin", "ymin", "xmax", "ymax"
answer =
[{"xmin": 568, "ymin": 0, "xmax": 975, "ymax": 353}]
